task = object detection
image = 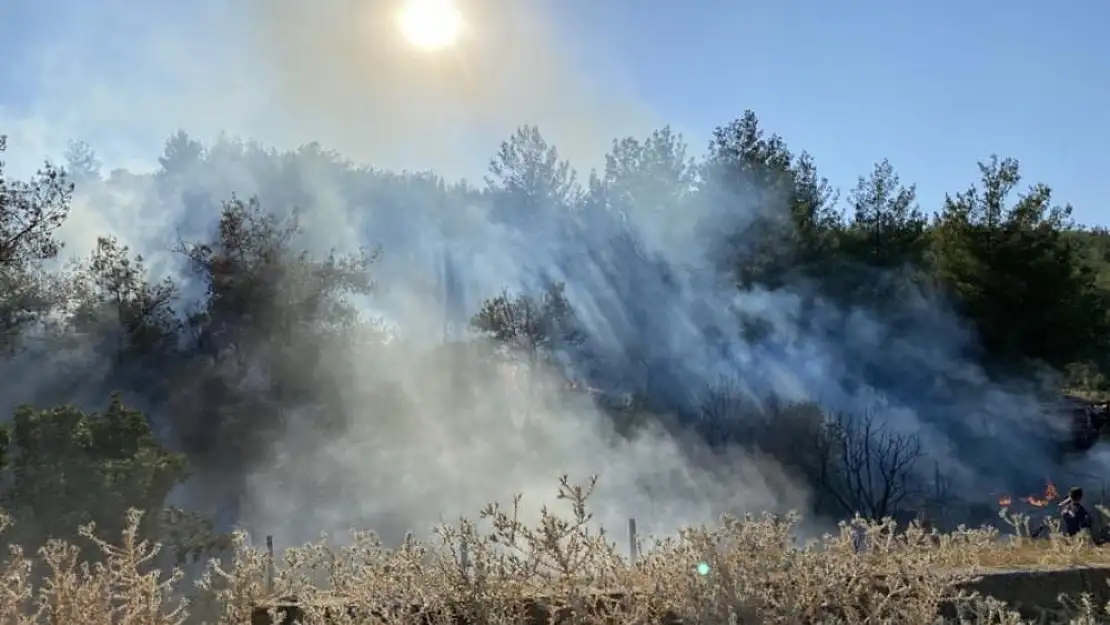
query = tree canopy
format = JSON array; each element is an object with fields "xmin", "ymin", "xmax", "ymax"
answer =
[{"xmin": 2, "ymin": 106, "xmax": 1109, "ymax": 541}]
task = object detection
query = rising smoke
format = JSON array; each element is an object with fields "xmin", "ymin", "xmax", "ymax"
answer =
[{"xmin": 1, "ymin": 0, "xmax": 1097, "ymax": 550}]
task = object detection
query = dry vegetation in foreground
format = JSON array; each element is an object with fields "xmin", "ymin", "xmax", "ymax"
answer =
[{"xmin": 6, "ymin": 478, "xmax": 1110, "ymax": 624}]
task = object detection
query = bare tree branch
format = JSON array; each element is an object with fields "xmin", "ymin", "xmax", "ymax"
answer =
[{"xmin": 818, "ymin": 411, "xmax": 923, "ymax": 521}]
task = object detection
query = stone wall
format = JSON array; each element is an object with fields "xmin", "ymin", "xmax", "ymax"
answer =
[{"xmin": 958, "ymin": 566, "xmax": 1110, "ymax": 622}]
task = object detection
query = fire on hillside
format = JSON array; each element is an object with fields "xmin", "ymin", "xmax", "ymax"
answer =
[{"xmin": 997, "ymin": 479, "xmax": 1059, "ymax": 508}]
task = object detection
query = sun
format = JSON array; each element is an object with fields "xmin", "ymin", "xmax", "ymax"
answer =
[{"xmin": 397, "ymin": 0, "xmax": 465, "ymax": 52}]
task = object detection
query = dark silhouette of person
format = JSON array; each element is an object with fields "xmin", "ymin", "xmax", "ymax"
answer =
[{"xmin": 1060, "ymin": 486, "xmax": 1093, "ymax": 537}]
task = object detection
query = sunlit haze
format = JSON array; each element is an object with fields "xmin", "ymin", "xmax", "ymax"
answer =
[
  {"xmin": 1, "ymin": 1, "xmax": 1104, "ymax": 220},
  {"xmin": 397, "ymin": 0, "xmax": 465, "ymax": 51}
]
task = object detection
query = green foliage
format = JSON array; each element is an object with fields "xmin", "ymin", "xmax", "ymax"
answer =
[
  {"xmin": 69, "ymin": 236, "xmax": 181, "ymax": 362},
  {"xmin": 486, "ymin": 125, "xmax": 579, "ymax": 224},
  {"xmin": 6, "ymin": 104, "xmax": 1110, "ymax": 540},
  {"xmin": 466, "ymin": 116, "xmax": 1110, "ymax": 397},
  {"xmin": 0, "ymin": 395, "xmax": 188, "ymax": 546},
  {"xmin": 841, "ymin": 159, "xmax": 930, "ymax": 271},
  {"xmin": 0, "ymin": 135, "xmax": 73, "ymax": 351},
  {"xmin": 470, "ymin": 281, "xmax": 583, "ymax": 359},
  {"xmin": 703, "ymin": 111, "xmax": 840, "ymax": 285},
  {"xmin": 170, "ymin": 196, "xmax": 378, "ymax": 476},
  {"xmin": 932, "ymin": 156, "xmax": 1109, "ymax": 371},
  {"xmin": 587, "ymin": 126, "xmax": 696, "ymax": 218}
]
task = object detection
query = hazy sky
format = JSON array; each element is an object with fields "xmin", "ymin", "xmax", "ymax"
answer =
[{"xmin": 1, "ymin": 0, "xmax": 1107, "ymax": 223}]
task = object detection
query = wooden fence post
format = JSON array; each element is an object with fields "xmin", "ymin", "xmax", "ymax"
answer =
[
  {"xmin": 265, "ymin": 535, "xmax": 275, "ymax": 595},
  {"xmin": 628, "ymin": 518, "xmax": 638, "ymax": 564},
  {"xmin": 459, "ymin": 536, "xmax": 470, "ymax": 577}
]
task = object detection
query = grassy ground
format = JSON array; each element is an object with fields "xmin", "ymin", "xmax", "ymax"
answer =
[{"xmin": 957, "ymin": 540, "xmax": 1110, "ymax": 572}]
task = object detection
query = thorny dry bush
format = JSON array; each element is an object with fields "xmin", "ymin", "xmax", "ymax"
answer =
[{"xmin": 3, "ymin": 477, "xmax": 1110, "ymax": 624}]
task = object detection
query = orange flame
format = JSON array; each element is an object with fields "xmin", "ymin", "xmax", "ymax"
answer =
[{"xmin": 998, "ymin": 479, "xmax": 1059, "ymax": 509}]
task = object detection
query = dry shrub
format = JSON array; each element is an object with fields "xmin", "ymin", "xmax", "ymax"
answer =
[{"xmin": 3, "ymin": 477, "xmax": 1110, "ymax": 624}]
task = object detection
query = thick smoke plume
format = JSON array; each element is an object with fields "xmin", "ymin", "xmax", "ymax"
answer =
[{"xmin": 2, "ymin": 0, "xmax": 1096, "ymax": 552}]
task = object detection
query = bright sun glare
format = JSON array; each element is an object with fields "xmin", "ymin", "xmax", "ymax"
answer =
[{"xmin": 397, "ymin": 0, "xmax": 465, "ymax": 52}]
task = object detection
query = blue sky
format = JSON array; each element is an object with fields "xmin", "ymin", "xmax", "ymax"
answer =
[
  {"xmin": 542, "ymin": 0, "xmax": 1109, "ymax": 224},
  {"xmin": 1, "ymin": 0, "xmax": 1107, "ymax": 224}
]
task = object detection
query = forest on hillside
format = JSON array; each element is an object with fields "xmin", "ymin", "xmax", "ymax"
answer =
[{"xmin": 2, "ymin": 110, "xmax": 1110, "ymax": 558}]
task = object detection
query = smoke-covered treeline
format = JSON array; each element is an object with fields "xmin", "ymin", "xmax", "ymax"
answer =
[{"xmin": 2, "ymin": 110, "xmax": 1110, "ymax": 555}]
